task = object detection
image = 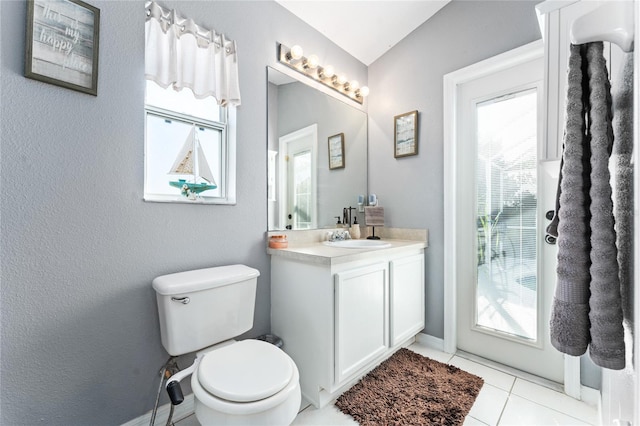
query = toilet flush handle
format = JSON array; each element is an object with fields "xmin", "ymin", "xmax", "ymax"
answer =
[{"xmin": 171, "ymin": 296, "xmax": 190, "ymax": 304}]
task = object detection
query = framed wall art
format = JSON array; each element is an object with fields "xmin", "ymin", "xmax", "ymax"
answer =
[
  {"xmin": 394, "ymin": 110, "xmax": 418, "ymax": 158},
  {"xmin": 328, "ymin": 133, "xmax": 345, "ymax": 170},
  {"xmin": 25, "ymin": 0, "xmax": 100, "ymax": 96}
]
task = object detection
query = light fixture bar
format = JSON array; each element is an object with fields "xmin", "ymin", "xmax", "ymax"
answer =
[{"xmin": 277, "ymin": 43, "xmax": 369, "ymax": 105}]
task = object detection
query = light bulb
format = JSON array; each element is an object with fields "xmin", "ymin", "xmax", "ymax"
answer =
[
  {"xmin": 344, "ymin": 80, "xmax": 358, "ymax": 92},
  {"xmin": 319, "ymin": 65, "xmax": 335, "ymax": 79},
  {"xmin": 357, "ymin": 86, "xmax": 370, "ymax": 98},
  {"xmin": 304, "ymin": 54, "xmax": 320, "ymax": 69},
  {"xmin": 289, "ymin": 45, "xmax": 303, "ymax": 61},
  {"xmin": 335, "ymin": 73, "xmax": 347, "ymax": 86}
]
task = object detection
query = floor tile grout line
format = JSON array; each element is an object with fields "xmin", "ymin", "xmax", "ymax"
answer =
[
  {"xmin": 495, "ymin": 393, "xmax": 510, "ymax": 426},
  {"xmin": 504, "ymin": 393, "xmax": 595, "ymax": 425},
  {"xmin": 510, "ymin": 377, "xmax": 597, "ymax": 424},
  {"xmin": 485, "ymin": 377, "xmax": 513, "ymax": 426},
  {"xmin": 445, "ymin": 350, "xmax": 592, "ymax": 425},
  {"xmin": 455, "ymin": 350, "xmax": 564, "ymax": 393}
]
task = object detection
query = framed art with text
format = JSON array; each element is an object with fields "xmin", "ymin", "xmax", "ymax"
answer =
[{"xmin": 25, "ymin": 0, "xmax": 100, "ymax": 95}]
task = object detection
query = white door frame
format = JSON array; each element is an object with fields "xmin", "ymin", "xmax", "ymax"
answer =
[{"xmin": 443, "ymin": 39, "xmax": 581, "ymax": 397}]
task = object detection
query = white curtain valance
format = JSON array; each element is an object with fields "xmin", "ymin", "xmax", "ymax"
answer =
[{"xmin": 145, "ymin": 1, "xmax": 241, "ymax": 106}]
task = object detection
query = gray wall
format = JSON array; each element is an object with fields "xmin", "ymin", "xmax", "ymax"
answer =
[
  {"xmin": 0, "ymin": 1, "xmax": 366, "ymax": 424},
  {"xmin": 368, "ymin": 0, "xmax": 541, "ymax": 340}
]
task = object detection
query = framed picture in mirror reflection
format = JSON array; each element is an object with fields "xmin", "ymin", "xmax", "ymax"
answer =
[
  {"xmin": 394, "ymin": 110, "xmax": 418, "ymax": 158},
  {"xmin": 328, "ymin": 133, "xmax": 345, "ymax": 170}
]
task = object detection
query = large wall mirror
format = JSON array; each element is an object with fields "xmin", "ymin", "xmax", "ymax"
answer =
[{"xmin": 267, "ymin": 67, "xmax": 368, "ymax": 231}]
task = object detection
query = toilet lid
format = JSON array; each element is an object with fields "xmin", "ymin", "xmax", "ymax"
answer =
[{"xmin": 198, "ymin": 340, "xmax": 293, "ymax": 402}]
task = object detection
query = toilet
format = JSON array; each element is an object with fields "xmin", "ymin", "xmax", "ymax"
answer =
[{"xmin": 152, "ymin": 264, "xmax": 301, "ymax": 425}]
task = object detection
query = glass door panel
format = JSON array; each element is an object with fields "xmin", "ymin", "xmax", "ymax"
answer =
[
  {"xmin": 292, "ymin": 150, "xmax": 312, "ymax": 229},
  {"xmin": 475, "ymin": 89, "xmax": 538, "ymax": 342}
]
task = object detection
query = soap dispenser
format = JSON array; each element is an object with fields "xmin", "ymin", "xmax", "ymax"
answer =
[{"xmin": 350, "ymin": 217, "xmax": 361, "ymax": 239}]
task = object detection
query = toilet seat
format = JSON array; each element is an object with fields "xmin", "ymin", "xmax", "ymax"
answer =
[
  {"xmin": 192, "ymin": 340, "xmax": 301, "ymax": 417},
  {"xmin": 198, "ymin": 340, "xmax": 293, "ymax": 402}
]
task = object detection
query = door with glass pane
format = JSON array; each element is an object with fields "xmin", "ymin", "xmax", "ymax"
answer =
[
  {"xmin": 278, "ymin": 124, "xmax": 318, "ymax": 230},
  {"xmin": 456, "ymin": 54, "xmax": 564, "ymax": 382}
]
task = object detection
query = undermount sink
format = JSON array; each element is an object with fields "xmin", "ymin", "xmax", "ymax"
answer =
[{"xmin": 323, "ymin": 240, "xmax": 392, "ymax": 249}]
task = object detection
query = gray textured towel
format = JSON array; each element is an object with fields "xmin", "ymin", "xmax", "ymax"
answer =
[
  {"xmin": 550, "ymin": 43, "xmax": 626, "ymax": 370},
  {"xmin": 585, "ymin": 42, "xmax": 624, "ymax": 370},
  {"xmin": 611, "ymin": 52, "xmax": 634, "ymax": 331},
  {"xmin": 550, "ymin": 44, "xmax": 591, "ymax": 356}
]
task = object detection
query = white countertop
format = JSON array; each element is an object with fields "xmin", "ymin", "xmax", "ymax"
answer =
[{"xmin": 267, "ymin": 239, "xmax": 427, "ymax": 265}]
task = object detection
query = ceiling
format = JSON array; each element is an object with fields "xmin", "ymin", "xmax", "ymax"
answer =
[{"xmin": 275, "ymin": 1, "xmax": 451, "ymax": 66}]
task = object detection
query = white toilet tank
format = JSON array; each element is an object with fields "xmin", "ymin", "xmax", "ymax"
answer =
[{"xmin": 152, "ymin": 264, "xmax": 260, "ymax": 356}]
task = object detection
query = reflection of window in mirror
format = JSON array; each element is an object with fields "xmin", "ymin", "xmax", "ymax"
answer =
[
  {"xmin": 144, "ymin": 81, "xmax": 237, "ymax": 204},
  {"xmin": 268, "ymin": 150, "xmax": 278, "ymax": 202}
]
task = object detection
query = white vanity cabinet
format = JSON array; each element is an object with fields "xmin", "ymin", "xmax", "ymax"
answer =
[
  {"xmin": 390, "ymin": 253, "xmax": 426, "ymax": 346},
  {"xmin": 334, "ymin": 261, "xmax": 389, "ymax": 384},
  {"xmin": 270, "ymin": 243, "xmax": 425, "ymax": 408}
]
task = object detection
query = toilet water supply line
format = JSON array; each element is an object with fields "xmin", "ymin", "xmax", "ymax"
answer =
[
  {"xmin": 165, "ymin": 353, "xmax": 205, "ymax": 406},
  {"xmin": 150, "ymin": 356, "xmax": 180, "ymax": 426}
]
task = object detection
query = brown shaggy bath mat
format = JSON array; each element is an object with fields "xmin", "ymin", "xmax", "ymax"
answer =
[{"xmin": 335, "ymin": 348, "xmax": 484, "ymax": 425}]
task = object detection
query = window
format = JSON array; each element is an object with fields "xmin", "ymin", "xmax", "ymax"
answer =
[
  {"xmin": 144, "ymin": 1, "xmax": 240, "ymax": 205},
  {"xmin": 144, "ymin": 81, "xmax": 236, "ymax": 204}
]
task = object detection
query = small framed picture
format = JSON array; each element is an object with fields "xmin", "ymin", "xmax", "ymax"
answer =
[
  {"xmin": 25, "ymin": 0, "xmax": 100, "ymax": 96},
  {"xmin": 394, "ymin": 110, "xmax": 418, "ymax": 158},
  {"xmin": 328, "ymin": 133, "xmax": 345, "ymax": 170}
]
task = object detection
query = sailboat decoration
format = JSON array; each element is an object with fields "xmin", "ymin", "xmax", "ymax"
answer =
[{"xmin": 168, "ymin": 125, "xmax": 217, "ymax": 198}]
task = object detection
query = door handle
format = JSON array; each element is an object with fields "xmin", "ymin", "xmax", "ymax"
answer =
[{"xmin": 544, "ymin": 210, "xmax": 557, "ymax": 245}]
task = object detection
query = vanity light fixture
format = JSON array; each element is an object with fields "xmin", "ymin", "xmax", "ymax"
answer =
[{"xmin": 277, "ymin": 43, "xmax": 369, "ymax": 104}]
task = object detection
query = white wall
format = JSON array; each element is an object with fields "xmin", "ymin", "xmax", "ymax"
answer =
[{"xmin": 0, "ymin": 1, "xmax": 366, "ymax": 424}]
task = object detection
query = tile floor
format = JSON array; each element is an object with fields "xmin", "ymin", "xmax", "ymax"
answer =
[{"xmin": 175, "ymin": 340, "xmax": 599, "ymax": 426}]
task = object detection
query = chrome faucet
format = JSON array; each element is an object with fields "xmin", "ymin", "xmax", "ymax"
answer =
[
  {"xmin": 343, "ymin": 207, "xmax": 356, "ymax": 227},
  {"xmin": 327, "ymin": 229, "xmax": 351, "ymax": 241}
]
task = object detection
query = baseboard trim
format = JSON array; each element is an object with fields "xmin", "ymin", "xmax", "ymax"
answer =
[
  {"xmin": 581, "ymin": 385, "xmax": 600, "ymax": 407},
  {"xmin": 415, "ymin": 333, "xmax": 445, "ymax": 352},
  {"xmin": 121, "ymin": 393, "xmax": 195, "ymax": 426}
]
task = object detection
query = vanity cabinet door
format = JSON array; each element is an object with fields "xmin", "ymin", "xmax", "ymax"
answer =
[
  {"xmin": 390, "ymin": 253, "xmax": 425, "ymax": 347},
  {"xmin": 334, "ymin": 262, "xmax": 388, "ymax": 385}
]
